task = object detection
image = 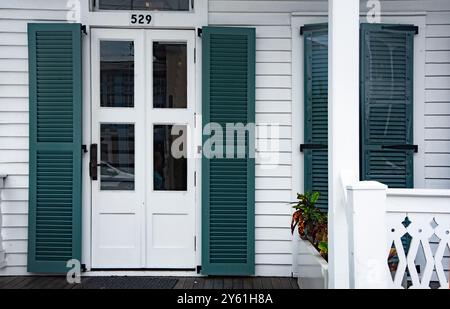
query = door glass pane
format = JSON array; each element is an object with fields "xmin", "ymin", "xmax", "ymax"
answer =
[
  {"xmin": 154, "ymin": 125, "xmax": 187, "ymax": 191},
  {"xmin": 100, "ymin": 41, "xmax": 134, "ymax": 107},
  {"xmin": 101, "ymin": 124, "xmax": 135, "ymax": 190},
  {"xmin": 153, "ymin": 42, "xmax": 187, "ymax": 108},
  {"xmin": 98, "ymin": 0, "xmax": 190, "ymax": 11}
]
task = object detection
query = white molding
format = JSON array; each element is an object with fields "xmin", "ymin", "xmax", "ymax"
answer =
[
  {"xmin": 81, "ymin": 0, "xmax": 208, "ymax": 29},
  {"xmin": 79, "ymin": 0, "xmax": 208, "ymax": 272}
]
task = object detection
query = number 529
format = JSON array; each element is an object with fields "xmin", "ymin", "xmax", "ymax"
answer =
[{"xmin": 130, "ymin": 14, "xmax": 152, "ymax": 25}]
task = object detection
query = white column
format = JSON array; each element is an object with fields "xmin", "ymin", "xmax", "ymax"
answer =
[
  {"xmin": 347, "ymin": 181, "xmax": 390, "ymax": 289},
  {"xmin": 328, "ymin": 0, "xmax": 360, "ymax": 289}
]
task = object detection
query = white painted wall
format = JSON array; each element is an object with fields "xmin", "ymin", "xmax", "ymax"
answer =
[{"xmin": 0, "ymin": 0, "xmax": 448, "ymax": 277}]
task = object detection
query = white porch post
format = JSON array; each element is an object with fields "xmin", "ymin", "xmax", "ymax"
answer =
[{"xmin": 328, "ymin": 0, "xmax": 360, "ymax": 288}]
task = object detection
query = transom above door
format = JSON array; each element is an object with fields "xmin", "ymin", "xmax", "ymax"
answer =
[{"xmin": 90, "ymin": 28, "xmax": 196, "ymax": 269}]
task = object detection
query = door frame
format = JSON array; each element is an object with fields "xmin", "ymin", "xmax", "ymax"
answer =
[{"xmin": 82, "ymin": 27, "xmax": 202, "ymax": 272}]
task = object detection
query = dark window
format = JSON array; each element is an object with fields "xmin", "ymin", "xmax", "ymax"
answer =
[
  {"xmin": 98, "ymin": 0, "xmax": 190, "ymax": 11},
  {"xmin": 100, "ymin": 124, "xmax": 135, "ymax": 190},
  {"xmin": 153, "ymin": 125, "xmax": 187, "ymax": 191},
  {"xmin": 100, "ymin": 41, "xmax": 134, "ymax": 107},
  {"xmin": 153, "ymin": 42, "xmax": 187, "ymax": 108}
]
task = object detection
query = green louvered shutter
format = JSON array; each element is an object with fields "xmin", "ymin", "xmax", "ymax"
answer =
[
  {"xmin": 360, "ymin": 23, "xmax": 416, "ymax": 188},
  {"xmin": 202, "ymin": 27, "xmax": 255, "ymax": 275},
  {"xmin": 303, "ymin": 24, "xmax": 328, "ymax": 209},
  {"xmin": 27, "ymin": 23, "xmax": 82, "ymax": 273}
]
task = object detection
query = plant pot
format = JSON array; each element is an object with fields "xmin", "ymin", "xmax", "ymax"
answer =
[{"xmin": 296, "ymin": 239, "xmax": 328, "ymax": 289}]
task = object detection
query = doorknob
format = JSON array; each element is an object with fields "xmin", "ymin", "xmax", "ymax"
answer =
[{"xmin": 89, "ymin": 144, "xmax": 98, "ymax": 180}]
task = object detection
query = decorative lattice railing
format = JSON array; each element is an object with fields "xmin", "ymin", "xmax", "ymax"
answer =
[
  {"xmin": 347, "ymin": 183, "xmax": 450, "ymax": 289},
  {"xmin": 386, "ymin": 190, "xmax": 450, "ymax": 289}
]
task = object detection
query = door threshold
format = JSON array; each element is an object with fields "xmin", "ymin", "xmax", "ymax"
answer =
[{"xmin": 84, "ymin": 269, "xmax": 200, "ymax": 277}]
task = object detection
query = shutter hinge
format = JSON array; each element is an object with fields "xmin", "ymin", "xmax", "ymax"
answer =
[
  {"xmin": 81, "ymin": 264, "xmax": 87, "ymax": 272},
  {"xmin": 197, "ymin": 28, "xmax": 203, "ymax": 38},
  {"xmin": 82, "ymin": 145, "xmax": 88, "ymax": 154},
  {"xmin": 196, "ymin": 265, "xmax": 202, "ymax": 274},
  {"xmin": 81, "ymin": 25, "xmax": 87, "ymax": 35}
]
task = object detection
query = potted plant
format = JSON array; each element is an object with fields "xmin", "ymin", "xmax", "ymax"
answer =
[{"xmin": 291, "ymin": 192, "xmax": 329, "ymax": 289}]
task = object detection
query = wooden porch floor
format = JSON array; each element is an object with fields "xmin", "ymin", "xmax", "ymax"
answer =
[{"xmin": 0, "ymin": 276, "xmax": 299, "ymax": 289}]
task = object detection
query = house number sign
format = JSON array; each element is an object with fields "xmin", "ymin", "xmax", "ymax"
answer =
[{"xmin": 129, "ymin": 13, "xmax": 153, "ymax": 26}]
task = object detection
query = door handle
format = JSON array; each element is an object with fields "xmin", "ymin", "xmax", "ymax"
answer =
[
  {"xmin": 89, "ymin": 144, "xmax": 98, "ymax": 180},
  {"xmin": 300, "ymin": 144, "xmax": 327, "ymax": 152},
  {"xmin": 381, "ymin": 144, "xmax": 418, "ymax": 153}
]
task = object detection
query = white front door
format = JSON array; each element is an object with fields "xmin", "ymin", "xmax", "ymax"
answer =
[{"xmin": 91, "ymin": 28, "xmax": 196, "ymax": 269}]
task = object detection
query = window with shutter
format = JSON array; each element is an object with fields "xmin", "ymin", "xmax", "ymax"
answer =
[
  {"xmin": 27, "ymin": 23, "xmax": 83, "ymax": 273},
  {"xmin": 201, "ymin": 27, "xmax": 255, "ymax": 275},
  {"xmin": 360, "ymin": 23, "xmax": 416, "ymax": 188},
  {"xmin": 303, "ymin": 24, "xmax": 329, "ymax": 209}
]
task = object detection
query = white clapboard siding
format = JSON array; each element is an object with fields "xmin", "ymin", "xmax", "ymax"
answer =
[
  {"xmin": 0, "ymin": 0, "xmax": 71, "ymax": 276},
  {"xmin": 0, "ymin": 0, "xmax": 449, "ymax": 278},
  {"xmin": 425, "ymin": 11, "xmax": 450, "ymax": 190}
]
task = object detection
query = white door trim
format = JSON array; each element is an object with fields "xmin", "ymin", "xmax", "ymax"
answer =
[{"xmin": 89, "ymin": 28, "xmax": 198, "ymax": 270}]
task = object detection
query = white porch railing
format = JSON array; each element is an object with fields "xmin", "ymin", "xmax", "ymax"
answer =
[
  {"xmin": 0, "ymin": 175, "xmax": 7, "ymax": 269},
  {"xmin": 347, "ymin": 182, "xmax": 450, "ymax": 289}
]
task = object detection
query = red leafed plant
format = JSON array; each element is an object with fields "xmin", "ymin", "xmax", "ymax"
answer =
[{"xmin": 291, "ymin": 192, "xmax": 328, "ymax": 260}]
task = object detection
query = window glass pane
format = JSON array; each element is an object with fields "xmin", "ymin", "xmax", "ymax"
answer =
[
  {"xmin": 153, "ymin": 43, "xmax": 187, "ymax": 108},
  {"xmin": 101, "ymin": 41, "xmax": 134, "ymax": 107},
  {"xmin": 99, "ymin": 0, "xmax": 190, "ymax": 11},
  {"xmin": 154, "ymin": 125, "xmax": 187, "ymax": 191},
  {"xmin": 101, "ymin": 124, "xmax": 135, "ymax": 190}
]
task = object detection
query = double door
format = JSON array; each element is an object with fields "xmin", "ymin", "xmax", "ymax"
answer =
[{"xmin": 91, "ymin": 29, "xmax": 196, "ymax": 269}]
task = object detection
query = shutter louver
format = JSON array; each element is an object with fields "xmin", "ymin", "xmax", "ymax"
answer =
[
  {"xmin": 28, "ymin": 24, "xmax": 82, "ymax": 273},
  {"xmin": 360, "ymin": 23, "xmax": 415, "ymax": 188},
  {"xmin": 202, "ymin": 27, "xmax": 255, "ymax": 275},
  {"xmin": 303, "ymin": 24, "xmax": 329, "ymax": 209}
]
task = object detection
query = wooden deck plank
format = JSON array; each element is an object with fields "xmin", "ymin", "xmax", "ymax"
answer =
[
  {"xmin": 173, "ymin": 277, "xmax": 186, "ymax": 289},
  {"xmin": 183, "ymin": 277, "xmax": 195, "ymax": 289},
  {"xmin": 232, "ymin": 277, "xmax": 243, "ymax": 289},
  {"xmin": 203, "ymin": 277, "xmax": 214, "ymax": 289},
  {"xmin": 212, "ymin": 277, "xmax": 224, "ymax": 289},
  {"xmin": 0, "ymin": 276, "xmax": 298, "ymax": 289},
  {"xmin": 12, "ymin": 277, "xmax": 40, "ymax": 289},
  {"xmin": 261, "ymin": 277, "xmax": 273, "ymax": 289},
  {"xmin": 252, "ymin": 277, "xmax": 263, "ymax": 289},
  {"xmin": 0, "ymin": 277, "xmax": 19, "ymax": 289},
  {"xmin": 243, "ymin": 277, "xmax": 253, "ymax": 289},
  {"xmin": 223, "ymin": 278, "xmax": 233, "ymax": 289},
  {"xmin": 29, "ymin": 277, "xmax": 54, "ymax": 289},
  {"xmin": 192, "ymin": 277, "xmax": 205, "ymax": 289},
  {"xmin": 270, "ymin": 277, "xmax": 283, "ymax": 289},
  {"xmin": 5, "ymin": 277, "xmax": 29, "ymax": 289}
]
